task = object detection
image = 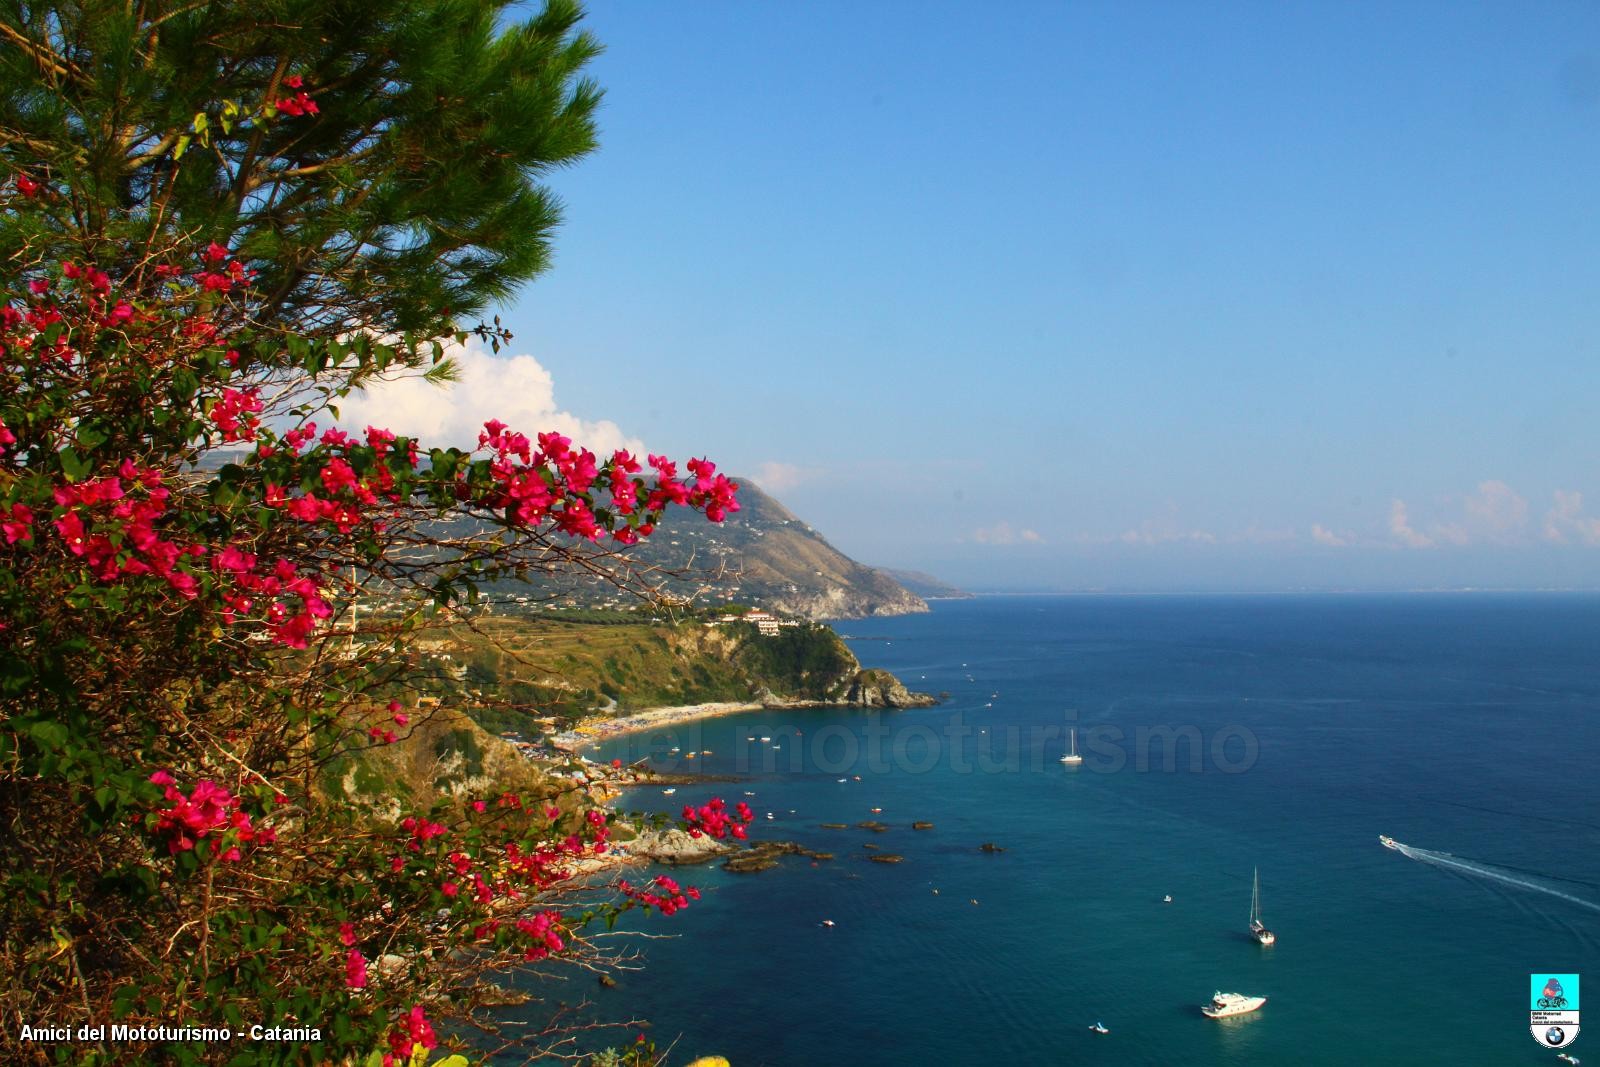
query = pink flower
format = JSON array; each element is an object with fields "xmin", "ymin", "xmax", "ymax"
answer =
[
  {"xmin": 346, "ymin": 949, "xmax": 368, "ymax": 988},
  {"xmin": 339, "ymin": 922, "xmax": 356, "ymax": 947}
]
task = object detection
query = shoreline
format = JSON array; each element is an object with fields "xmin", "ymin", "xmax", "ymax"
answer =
[{"xmin": 550, "ymin": 701, "xmax": 765, "ymax": 751}]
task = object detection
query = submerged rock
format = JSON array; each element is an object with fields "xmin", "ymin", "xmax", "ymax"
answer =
[
  {"xmin": 978, "ymin": 842, "xmax": 1006, "ymax": 853},
  {"xmin": 722, "ymin": 840, "xmax": 834, "ymax": 874},
  {"xmin": 868, "ymin": 853, "xmax": 905, "ymax": 864},
  {"xmin": 856, "ymin": 820, "xmax": 889, "ymax": 832}
]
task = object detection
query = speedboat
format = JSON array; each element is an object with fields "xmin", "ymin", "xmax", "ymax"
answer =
[
  {"xmin": 1201, "ymin": 992, "xmax": 1266, "ymax": 1019},
  {"xmin": 760, "ymin": 736, "xmax": 771, "ymax": 742},
  {"xmin": 1163, "ymin": 894, "xmax": 1173, "ymax": 903},
  {"xmin": 870, "ymin": 807, "xmax": 883, "ymax": 814},
  {"xmin": 1378, "ymin": 835, "xmax": 1398, "ymax": 850},
  {"xmin": 1088, "ymin": 1022, "xmax": 1110, "ymax": 1035},
  {"xmin": 837, "ymin": 778, "xmax": 848, "ymax": 783},
  {"xmin": 820, "ymin": 919, "xmax": 835, "ymax": 927},
  {"xmin": 765, "ymin": 812, "xmax": 775, "ymax": 820},
  {"xmin": 661, "ymin": 788, "xmax": 676, "ymax": 796}
]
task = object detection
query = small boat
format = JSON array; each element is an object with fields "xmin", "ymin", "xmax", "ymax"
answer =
[
  {"xmin": 1059, "ymin": 728, "xmax": 1084, "ymax": 765},
  {"xmin": 743, "ymin": 791, "xmax": 756, "ymax": 796},
  {"xmin": 870, "ymin": 807, "xmax": 883, "ymax": 814},
  {"xmin": 1163, "ymin": 894, "xmax": 1173, "ymax": 903},
  {"xmin": 1378, "ymin": 834, "xmax": 1399, "ymax": 850},
  {"xmin": 1202, "ymin": 991, "xmax": 1267, "ymax": 1019},
  {"xmin": 1249, "ymin": 868, "xmax": 1276, "ymax": 945},
  {"xmin": 820, "ymin": 919, "xmax": 835, "ymax": 927},
  {"xmin": 837, "ymin": 778, "xmax": 848, "ymax": 783},
  {"xmin": 668, "ymin": 747, "xmax": 680, "ymax": 754},
  {"xmin": 661, "ymin": 788, "xmax": 677, "ymax": 796},
  {"xmin": 852, "ymin": 775, "xmax": 861, "ymax": 781},
  {"xmin": 765, "ymin": 812, "xmax": 775, "ymax": 820},
  {"xmin": 1557, "ymin": 1054, "xmax": 1579, "ymax": 1065},
  {"xmin": 1088, "ymin": 1022, "xmax": 1110, "ymax": 1035},
  {"xmin": 760, "ymin": 736, "xmax": 772, "ymax": 742}
]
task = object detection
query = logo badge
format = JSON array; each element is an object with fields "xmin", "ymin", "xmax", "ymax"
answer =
[{"xmin": 1531, "ymin": 973, "xmax": 1580, "ymax": 1049}]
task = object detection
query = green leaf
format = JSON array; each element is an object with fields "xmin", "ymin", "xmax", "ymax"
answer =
[
  {"xmin": 28, "ymin": 720, "xmax": 68, "ymax": 751},
  {"xmin": 58, "ymin": 448, "xmax": 90, "ymax": 482}
]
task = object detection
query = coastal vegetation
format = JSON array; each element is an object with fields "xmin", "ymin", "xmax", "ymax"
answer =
[{"xmin": 383, "ymin": 611, "xmax": 928, "ymax": 734}]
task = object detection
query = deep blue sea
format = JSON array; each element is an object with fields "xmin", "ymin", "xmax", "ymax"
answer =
[{"xmin": 527, "ymin": 595, "xmax": 1600, "ymax": 1065}]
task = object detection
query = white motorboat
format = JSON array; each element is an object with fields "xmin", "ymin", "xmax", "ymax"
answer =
[
  {"xmin": 660, "ymin": 788, "xmax": 676, "ymax": 796},
  {"xmin": 1163, "ymin": 894, "xmax": 1173, "ymax": 903},
  {"xmin": 1201, "ymin": 991, "xmax": 1266, "ymax": 1018},
  {"xmin": 1088, "ymin": 1022, "xmax": 1109, "ymax": 1035},
  {"xmin": 1378, "ymin": 834, "xmax": 1399, "ymax": 850}
]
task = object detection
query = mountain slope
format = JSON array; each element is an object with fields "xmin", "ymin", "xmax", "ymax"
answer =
[{"xmin": 630, "ymin": 480, "xmax": 928, "ymax": 620}]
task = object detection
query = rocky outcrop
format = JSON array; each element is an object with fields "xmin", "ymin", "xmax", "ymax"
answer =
[
  {"xmin": 836, "ymin": 668, "xmax": 938, "ymax": 708},
  {"xmin": 629, "ymin": 828, "xmax": 737, "ymax": 865}
]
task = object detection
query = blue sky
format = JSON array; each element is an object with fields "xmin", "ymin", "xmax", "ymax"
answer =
[{"xmin": 472, "ymin": 2, "xmax": 1600, "ymax": 591}]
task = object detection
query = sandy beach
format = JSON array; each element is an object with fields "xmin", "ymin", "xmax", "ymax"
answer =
[{"xmin": 550, "ymin": 701, "xmax": 765, "ymax": 751}]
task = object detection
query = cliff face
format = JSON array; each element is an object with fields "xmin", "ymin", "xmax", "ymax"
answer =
[{"xmin": 631, "ymin": 480, "xmax": 929, "ymax": 621}]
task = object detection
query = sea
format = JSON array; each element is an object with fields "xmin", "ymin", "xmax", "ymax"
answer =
[{"xmin": 518, "ymin": 594, "xmax": 1600, "ymax": 1066}]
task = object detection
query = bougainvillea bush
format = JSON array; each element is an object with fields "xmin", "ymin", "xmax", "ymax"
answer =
[
  {"xmin": 0, "ymin": 4, "xmax": 747, "ymax": 1063},
  {"xmin": 0, "ymin": 187, "xmax": 747, "ymax": 1066}
]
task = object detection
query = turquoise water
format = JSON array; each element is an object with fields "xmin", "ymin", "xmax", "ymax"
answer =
[{"xmin": 534, "ymin": 595, "xmax": 1600, "ymax": 1065}]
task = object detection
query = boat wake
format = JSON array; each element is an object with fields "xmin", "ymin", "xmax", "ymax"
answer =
[{"xmin": 1382, "ymin": 838, "xmax": 1600, "ymax": 915}]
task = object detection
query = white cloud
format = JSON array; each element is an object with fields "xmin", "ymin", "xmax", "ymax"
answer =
[
  {"xmin": 1461, "ymin": 480, "xmax": 1528, "ymax": 542},
  {"xmin": 971, "ymin": 521, "xmax": 1045, "ymax": 546},
  {"xmin": 753, "ymin": 461, "xmax": 813, "ymax": 494},
  {"xmin": 335, "ymin": 337, "xmax": 642, "ymax": 456},
  {"xmin": 1389, "ymin": 498, "xmax": 1433, "ymax": 548},
  {"xmin": 1310, "ymin": 523, "xmax": 1349, "ymax": 547},
  {"xmin": 1544, "ymin": 490, "xmax": 1600, "ymax": 545},
  {"xmin": 1118, "ymin": 519, "xmax": 1217, "ymax": 546}
]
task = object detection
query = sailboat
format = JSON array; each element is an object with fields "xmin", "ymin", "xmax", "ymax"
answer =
[
  {"xmin": 1249, "ymin": 867, "xmax": 1276, "ymax": 945},
  {"xmin": 1058, "ymin": 728, "xmax": 1083, "ymax": 765}
]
